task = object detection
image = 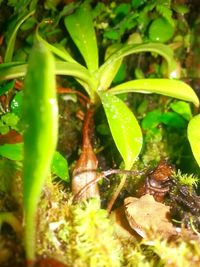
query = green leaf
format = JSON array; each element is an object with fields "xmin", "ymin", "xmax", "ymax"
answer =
[
  {"xmin": 113, "ymin": 63, "xmax": 126, "ymax": 83},
  {"xmin": 0, "ymin": 80, "xmax": 15, "ymax": 96},
  {"xmin": 161, "ymin": 112, "xmax": 186, "ymax": 128},
  {"xmin": 20, "ymin": 17, "xmax": 37, "ymax": 31},
  {"xmin": 108, "ymin": 79, "xmax": 200, "ymax": 108},
  {"xmin": 51, "ymin": 151, "xmax": 69, "ymax": 182},
  {"xmin": 99, "ymin": 92, "xmax": 142, "ymax": 169},
  {"xmin": 99, "ymin": 43, "xmax": 177, "ymax": 79},
  {"xmin": 0, "ymin": 143, "xmax": 23, "ymax": 161},
  {"xmin": 170, "ymin": 101, "xmax": 192, "ymax": 121},
  {"xmin": 0, "ymin": 123, "xmax": 9, "ymax": 135},
  {"xmin": 114, "ymin": 3, "xmax": 131, "ymax": 16},
  {"xmin": 23, "ymin": 42, "xmax": 58, "ymax": 261},
  {"xmin": 187, "ymin": 114, "xmax": 200, "ymax": 167},
  {"xmin": 0, "ymin": 63, "xmax": 28, "ymax": 81},
  {"xmin": 11, "ymin": 91, "xmax": 23, "ymax": 116},
  {"xmin": 104, "ymin": 30, "xmax": 120, "ymax": 40},
  {"xmin": 4, "ymin": 10, "xmax": 35, "ymax": 63},
  {"xmin": 64, "ymin": 2, "xmax": 98, "ymax": 72},
  {"xmin": 141, "ymin": 109, "xmax": 162, "ymax": 130},
  {"xmin": 1, "ymin": 113, "xmax": 19, "ymax": 127},
  {"xmin": 99, "ymin": 44, "xmax": 123, "ymax": 90},
  {"xmin": 0, "ymin": 61, "xmax": 98, "ymax": 103},
  {"xmin": 35, "ymin": 22, "xmax": 77, "ymax": 63},
  {"xmin": 149, "ymin": 18, "xmax": 175, "ymax": 43}
]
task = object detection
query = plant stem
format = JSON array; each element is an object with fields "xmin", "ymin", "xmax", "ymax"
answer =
[{"xmin": 72, "ymin": 107, "xmax": 100, "ymax": 200}]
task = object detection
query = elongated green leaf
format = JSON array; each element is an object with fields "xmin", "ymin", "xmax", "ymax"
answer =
[
  {"xmin": 108, "ymin": 79, "xmax": 200, "ymax": 108},
  {"xmin": 0, "ymin": 61, "xmax": 97, "ymax": 102},
  {"xmin": 99, "ymin": 92, "xmax": 142, "ymax": 169},
  {"xmin": 4, "ymin": 11, "xmax": 35, "ymax": 63},
  {"xmin": 98, "ymin": 44, "xmax": 123, "ymax": 90},
  {"xmin": 23, "ymin": 42, "xmax": 58, "ymax": 261},
  {"xmin": 36, "ymin": 23, "xmax": 77, "ymax": 63},
  {"xmin": 0, "ymin": 63, "xmax": 27, "ymax": 81},
  {"xmin": 64, "ymin": 2, "xmax": 98, "ymax": 72},
  {"xmin": 0, "ymin": 61, "xmax": 94, "ymax": 87},
  {"xmin": 187, "ymin": 114, "xmax": 200, "ymax": 167},
  {"xmin": 98, "ymin": 43, "xmax": 177, "ymax": 83}
]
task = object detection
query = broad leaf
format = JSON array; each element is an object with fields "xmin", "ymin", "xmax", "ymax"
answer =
[
  {"xmin": 170, "ymin": 101, "xmax": 192, "ymax": 121},
  {"xmin": 98, "ymin": 43, "xmax": 177, "ymax": 82},
  {"xmin": 64, "ymin": 2, "xmax": 98, "ymax": 72},
  {"xmin": 187, "ymin": 114, "xmax": 200, "ymax": 167},
  {"xmin": 51, "ymin": 151, "xmax": 69, "ymax": 182},
  {"xmin": 99, "ymin": 92, "xmax": 142, "ymax": 169},
  {"xmin": 108, "ymin": 79, "xmax": 199, "ymax": 108},
  {"xmin": 4, "ymin": 11, "xmax": 35, "ymax": 63},
  {"xmin": 0, "ymin": 143, "xmax": 23, "ymax": 161}
]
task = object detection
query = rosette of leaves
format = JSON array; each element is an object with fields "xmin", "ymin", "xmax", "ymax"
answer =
[{"xmin": 0, "ymin": 2, "xmax": 199, "ymax": 205}]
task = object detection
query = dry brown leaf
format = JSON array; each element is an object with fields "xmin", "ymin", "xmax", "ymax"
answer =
[{"xmin": 124, "ymin": 194, "xmax": 176, "ymax": 238}]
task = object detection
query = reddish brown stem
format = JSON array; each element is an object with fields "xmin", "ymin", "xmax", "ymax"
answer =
[{"xmin": 57, "ymin": 87, "xmax": 91, "ymax": 105}]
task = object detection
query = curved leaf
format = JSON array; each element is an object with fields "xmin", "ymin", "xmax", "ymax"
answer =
[
  {"xmin": 64, "ymin": 2, "xmax": 98, "ymax": 72},
  {"xmin": 109, "ymin": 79, "xmax": 199, "ymax": 108},
  {"xmin": 98, "ymin": 43, "xmax": 177, "ymax": 83},
  {"xmin": 0, "ymin": 61, "xmax": 93, "ymax": 84},
  {"xmin": 99, "ymin": 92, "xmax": 142, "ymax": 169},
  {"xmin": 35, "ymin": 22, "xmax": 77, "ymax": 63},
  {"xmin": 187, "ymin": 114, "xmax": 200, "ymax": 167},
  {"xmin": 0, "ymin": 61, "xmax": 97, "ymax": 102},
  {"xmin": 4, "ymin": 11, "xmax": 35, "ymax": 63},
  {"xmin": 0, "ymin": 63, "xmax": 27, "ymax": 81},
  {"xmin": 98, "ymin": 44, "xmax": 123, "ymax": 90}
]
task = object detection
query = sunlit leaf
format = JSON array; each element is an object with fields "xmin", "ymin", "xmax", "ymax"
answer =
[
  {"xmin": 188, "ymin": 114, "xmax": 200, "ymax": 167},
  {"xmin": 99, "ymin": 43, "xmax": 177, "ymax": 80},
  {"xmin": 99, "ymin": 92, "xmax": 142, "ymax": 169},
  {"xmin": 64, "ymin": 2, "xmax": 98, "ymax": 72},
  {"xmin": 109, "ymin": 79, "xmax": 199, "ymax": 107},
  {"xmin": 98, "ymin": 44, "xmax": 123, "ymax": 90}
]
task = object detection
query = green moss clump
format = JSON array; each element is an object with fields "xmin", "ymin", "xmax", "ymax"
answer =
[
  {"xmin": 37, "ymin": 183, "xmax": 122, "ymax": 266},
  {"xmin": 66, "ymin": 199, "xmax": 122, "ymax": 267}
]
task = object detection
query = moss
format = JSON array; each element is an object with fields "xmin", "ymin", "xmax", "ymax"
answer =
[
  {"xmin": 36, "ymin": 181, "xmax": 200, "ymax": 267},
  {"xmin": 37, "ymin": 183, "xmax": 122, "ymax": 266}
]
